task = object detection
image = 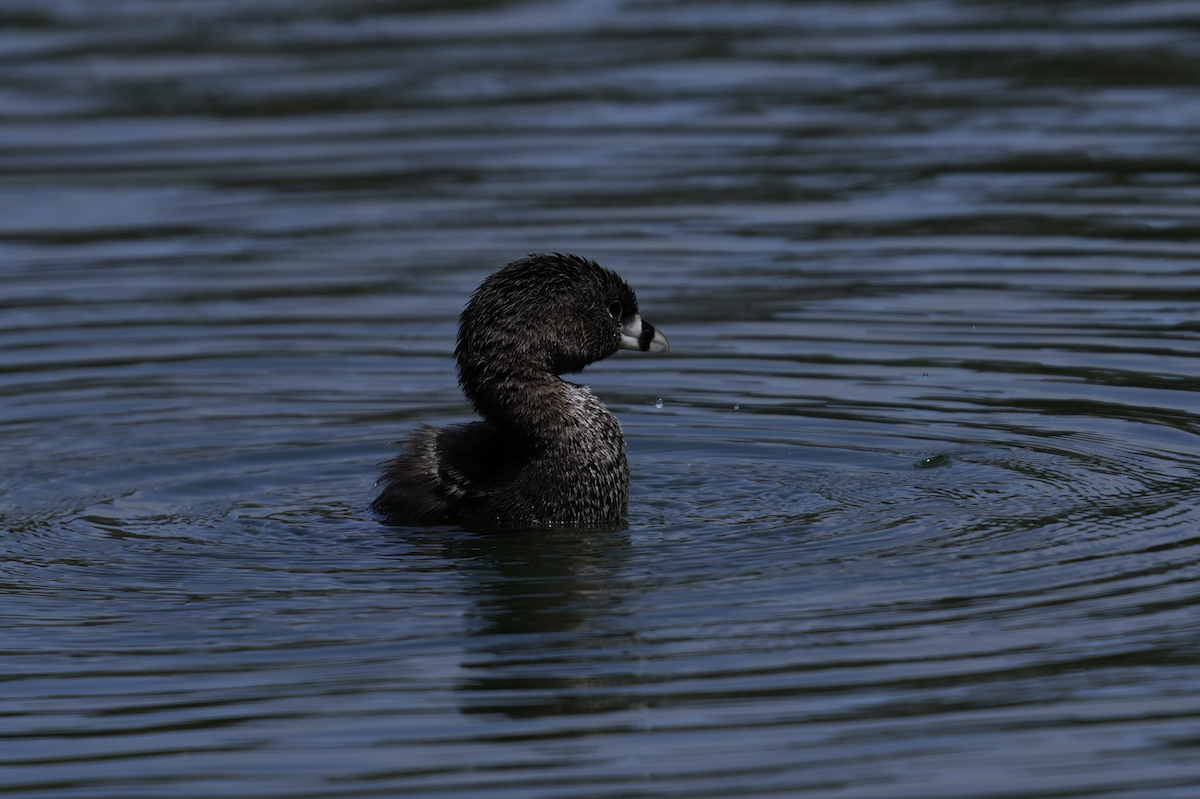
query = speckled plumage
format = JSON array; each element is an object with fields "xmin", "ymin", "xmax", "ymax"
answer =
[{"xmin": 372, "ymin": 253, "xmax": 668, "ymax": 527}]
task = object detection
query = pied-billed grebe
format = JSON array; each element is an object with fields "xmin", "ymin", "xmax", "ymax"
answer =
[{"xmin": 372, "ymin": 253, "xmax": 669, "ymax": 527}]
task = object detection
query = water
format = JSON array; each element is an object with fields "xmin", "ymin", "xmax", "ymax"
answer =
[{"xmin": 3, "ymin": 1, "xmax": 1200, "ymax": 796}]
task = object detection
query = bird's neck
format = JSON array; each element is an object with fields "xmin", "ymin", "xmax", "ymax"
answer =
[{"xmin": 458, "ymin": 361, "xmax": 576, "ymax": 443}]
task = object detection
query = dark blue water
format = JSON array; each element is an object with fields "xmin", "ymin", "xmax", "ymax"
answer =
[{"xmin": 4, "ymin": 1, "xmax": 1200, "ymax": 796}]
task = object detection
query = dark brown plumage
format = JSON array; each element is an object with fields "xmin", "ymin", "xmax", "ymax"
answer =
[{"xmin": 372, "ymin": 253, "xmax": 669, "ymax": 528}]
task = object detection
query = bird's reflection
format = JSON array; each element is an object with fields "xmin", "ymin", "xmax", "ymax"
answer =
[{"xmin": 435, "ymin": 524, "xmax": 641, "ymax": 719}]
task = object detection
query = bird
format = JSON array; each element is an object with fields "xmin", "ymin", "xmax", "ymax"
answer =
[{"xmin": 372, "ymin": 253, "xmax": 669, "ymax": 528}]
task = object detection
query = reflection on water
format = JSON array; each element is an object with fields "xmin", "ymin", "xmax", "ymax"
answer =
[
  {"xmin": 3, "ymin": 0, "xmax": 1200, "ymax": 797},
  {"xmin": 450, "ymin": 529, "xmax": 637, "ymax": 719}
]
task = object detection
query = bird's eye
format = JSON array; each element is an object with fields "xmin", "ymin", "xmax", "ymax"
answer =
[{"xmin": 608, "ymin": 301, "xmax": 623, "ymax": 319}]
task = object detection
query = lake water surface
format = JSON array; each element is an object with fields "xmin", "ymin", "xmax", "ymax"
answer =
[{"xmin": 4, "ymin": 1, "xmax": 1200, "ymax": 797}]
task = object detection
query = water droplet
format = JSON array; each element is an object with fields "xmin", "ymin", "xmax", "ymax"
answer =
[
  {"xmin": 914, "ymin": 454, "xmax": 952, "ymax": 469},
  {"xmin": 733, "ymin": 402, "xmax": 740, "ymax": 410},
  {"xmin": 655, "ymin": 397, "xmax": 663, "ymax": 409}
]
